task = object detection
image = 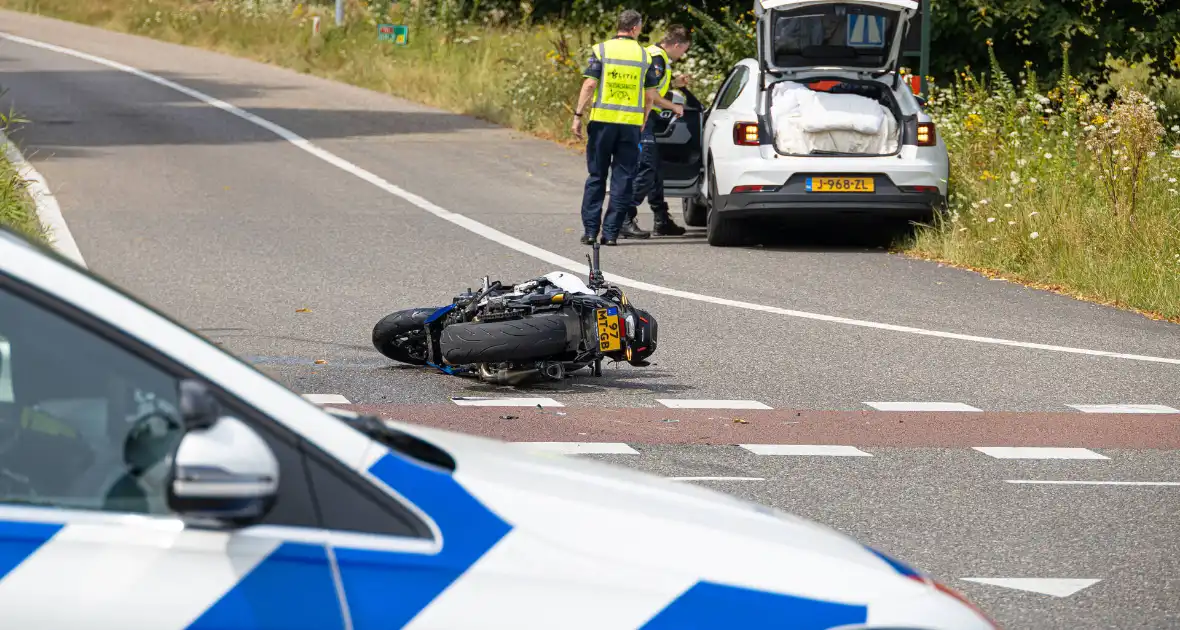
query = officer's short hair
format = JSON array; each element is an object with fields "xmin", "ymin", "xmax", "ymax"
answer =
[
  {"xmin": 661, "ymin": 24, "xmax": 691, "ymax": 47},
  {"xmin": 617, "ymin": 9, "xmax": 642, "ymax": 32}
]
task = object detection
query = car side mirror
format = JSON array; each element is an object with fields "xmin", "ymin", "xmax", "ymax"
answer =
[{"xmin": 166, "ymin": 414, "xmax": 279, "ymax": 527}]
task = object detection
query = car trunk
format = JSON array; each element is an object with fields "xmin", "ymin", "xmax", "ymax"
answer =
[
  {"xmin": 767, "ymin": 77, "xmax": 903, "ymax": 156},
  {"xmin": 754, "ymin": 0, "xmax": 918, "ymax": 156}
]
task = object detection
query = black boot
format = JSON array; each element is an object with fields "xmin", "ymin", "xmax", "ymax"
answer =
[
  {"xmin": 653, "ymin": 213, "xmax": 686, "ymax": 236},
  {"xmin": 619, "ymin": 218, "xmax": 651, "ymax": 239},
  {"xmin": 580, "ymin": 233, "xmax": 596, "ymax": 245}
]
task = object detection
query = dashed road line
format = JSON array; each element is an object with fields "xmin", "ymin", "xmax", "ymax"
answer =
[
  {"xmin": 303, "ymin": 394, "xmax": 351, "ymax": 404},
  {"xmin": 656, "ymin": 399, "xmax": 773, "ymax": 410},
  {"xmin": 739, "ymin": 444, "xmax": 873, "ymax": 457},
  {"xmin": 451, "ymin": 396, "xmax": 564, "ymax": 407},
  {"xmin": 865, "ymin": 401, "xmax": 982, "ymax": 412},
  {"xmin": 960, "ymin": 578, "xmax": 1102, "ymax": 597},
  {"xmin": 512, "ymin": 442, "xmax": 638, "ymax": 455},
  {"xmin": 1006, "ymin": 480, "xmax": 1180, "ymax": 487},
  {"xmin": 1067, "ymin": 404, "xmax": 1180, "ymax": 414},
  {"xmin": 10, "ymin": 31, "xmax": 1180, "ymax": 367},
  {"xmin": 973, "ymin": 447, "xmax": 1109, "ymax": 460}
]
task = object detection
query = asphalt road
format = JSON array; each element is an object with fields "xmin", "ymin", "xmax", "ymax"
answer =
[{"xmin": 2, "ymin": 10, "xmax": 1179, "ymax": 629}]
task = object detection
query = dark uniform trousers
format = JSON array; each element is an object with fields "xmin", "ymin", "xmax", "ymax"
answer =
[
  {"xmin": 581, "ymin": 120, "xmax": 642, "ymax": 241},
  {"xmin": 629, "ymin": 115, "xmax": 670, "ymax": 222}
]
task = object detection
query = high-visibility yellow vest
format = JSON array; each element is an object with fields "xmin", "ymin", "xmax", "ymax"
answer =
[
  {"xmin": 646, "ymin": 44, "xmax": 672, "ymax": 113},
  {"xmin": 589, "ymin": 38, "xmax": 650, "ymax": 127}
]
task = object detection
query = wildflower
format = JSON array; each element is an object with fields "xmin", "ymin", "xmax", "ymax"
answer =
[
  {"xmin": 1004, "ymin": 203, "xmax": 1013, "ymax": 208},
  {"xmin": 1030, "ymin": 232, "xmax": 1040, "ymax": 239},
  {"xmin": 1029, "ymin": 211, "xmax": 1039, "ymax": 217},
  {"xmin": 1043, "ymin": 152, "xmax": 1053, "ymax": 159},
  {"xmin": 1030, "ymin": 177, "xmax": 1038, "ymax": 184},
  {"xmin": 987, "ymin": 217, "xmax": 996, "ymax": 223}
]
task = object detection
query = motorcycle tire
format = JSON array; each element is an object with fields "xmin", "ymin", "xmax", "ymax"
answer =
[
  {"xmin": 439, "ymin": 314, "xmax": 572, "ymax": 366},
  {"xmin": 372, "ymin": 307, "xmax": 440, "ymax": 365}
]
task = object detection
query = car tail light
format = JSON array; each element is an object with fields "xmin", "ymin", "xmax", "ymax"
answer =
[
  {"xmin": 900, "ymin": 185, "xmax": 939, "ymax": 194},
  {"xmin": 916, "ymin": 122, "xmax": 936, "ymax": 146},
  {"xmin": 731, "ymin": 184, "xmax": 775, "ymax": 193},
  {"xmin": 906, "ymin": 575, "xmax": 999, "ymax": 628},
  {"xmin": 733, "ymin": 122, "xmax": 759, "ymax": 146}
]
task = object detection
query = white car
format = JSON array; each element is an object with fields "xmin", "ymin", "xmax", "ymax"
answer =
[
  {"xmin": 655, "ymin": 0, "xmax": 950, "ymax": 246},
  {"xmin": 0, "ymin": 226, "xmax": 993, "ymax": 629}
]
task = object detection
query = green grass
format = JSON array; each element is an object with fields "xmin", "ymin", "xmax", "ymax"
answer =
[
  {"xmin": 4, "ymin": 0, "xmax": 1180, "ymax": 320},
  {"xmin": 0, "ymin": 133, "xmax": 45, "ymax": 244}
]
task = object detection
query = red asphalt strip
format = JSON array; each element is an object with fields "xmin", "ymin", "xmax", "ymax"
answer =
[{"xmin": 337, "ymin": 405, "xmax": 1180, "ymax": 448}]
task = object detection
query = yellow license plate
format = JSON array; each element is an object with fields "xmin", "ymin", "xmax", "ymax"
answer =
[
  {"xmin": 595, "ymin": 308, "xmax": 622, "ymax": 352},
  {"xmin": 807, "ymin": 176, "xmax": 875, "ymax": 192}
]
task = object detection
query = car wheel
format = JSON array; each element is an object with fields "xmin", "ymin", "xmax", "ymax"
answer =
[{"xmin": 705, "ymin": 161, "xmax": 743, "ymax": 247}]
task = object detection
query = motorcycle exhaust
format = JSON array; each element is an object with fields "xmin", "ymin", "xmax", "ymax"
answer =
[{"xmin": 477, "ymin": 364, "xmax": 540, "ymax": 386}]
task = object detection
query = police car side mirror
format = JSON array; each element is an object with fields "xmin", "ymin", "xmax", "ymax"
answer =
[{"xmin": 167, "ymin": 415, "xmax": 280, "ymax": 527}]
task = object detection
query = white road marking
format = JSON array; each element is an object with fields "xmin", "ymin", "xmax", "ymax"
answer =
[
  {"xmin": 1068, "ymin": 404, "xmax": 1180, "ymax": 414},
  {"xmin": 513, "ymin": 442, "xmax": 639, "ymax": 455},
  {"xmin": 1006, "ymin": 480, "xmax": 1180, "ymax": 487},
  {"xmin": 656, "ymin": 399, "xmax": 772, "ymax": 410},
  {"xmin": 973, "ymin": 447, "xmax": 1109, "ymax": 460},
  {"xmin": 864, "ymin": 401, "xmax": 982, "ymax": 412},
  {"xmin": 302, "ymin": 393, "xmax": 351, "ymax": 405},
  {"xmin": 0, "ymin": 128, "xmax": 85, "ymax": 267},
  {"xmin": 9, "ymin": 32, "xmax": 1180, "ymax": 366},
  {"xmin": 959, "ymin": 578, "xmax": 1101, "ymax": 597},
  {"xmin": 668, "ymin": 476, "xmax": 766, "ymax": 481},
  {"xmin": 451, "ymin": 396, "xmax": 564, "ymax": 407},
  {"xmin": 740, "ymin": 444, "xmax": 872, "ymax": 457}
]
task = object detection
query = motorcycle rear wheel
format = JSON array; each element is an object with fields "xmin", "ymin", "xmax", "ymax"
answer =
[
  {"xmin": 372, "ymin": 307, "xmax": 439, "ymax": 365},
  {"xmin": 440, "ymin": 315, "xmax": 571, "ymax": 366}
]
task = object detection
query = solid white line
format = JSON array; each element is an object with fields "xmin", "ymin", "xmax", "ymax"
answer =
[
  {"xmin": 864, "ymin": 401, "xmax": 982, "ymax": 412},
  {"xmin": 668, "ymin": 477, "xmax": 766, "ymax": 481},
  {"xmin": 1006, "ymin": 480, "xmax": 1180, "ymax": 486},
  {"xmin": 740, "ymin": 444, "xmax": 873, "ymax": 457},
  {"xmin": 0, "ymin": 128, "xmax": 85, "ymax": 267},
  {"xmin": 451, "ymin": 396, "xmax": 564, "ymax": 407},
  {"xmin": 302, "ymin": 394, "xmax": 351, "ymax": 405},
  {"xmin": 1067, "ymin": 404, "xmax": 1180, "ymax": 414},
  {"xmin": 9, "ymin": 32, "xmax": 1180, "ymax": 366},
  {"xmin": 513, "ymin": 442, "xmax": 639, "ymax": 455},
  {"xmin": 656, "ymin": 399, "xmax": 773, "ymax": 410},
  {"xmin": 973, "ymin": 447, "xmax": 1109, "ymax": 460}
]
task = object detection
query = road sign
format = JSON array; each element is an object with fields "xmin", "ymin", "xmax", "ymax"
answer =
[
  {"xmin": 378, "ymin": 24, "xmax": 408, "ymax": 45},
  {"xmin": 846, "ymin": 14, "xmax": 886, "ymax": 47}
]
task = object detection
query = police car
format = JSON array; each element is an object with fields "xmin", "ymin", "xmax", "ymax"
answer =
[{"xmin": 0, "ymin": 226, "xmax": 994, "ymax": 629}]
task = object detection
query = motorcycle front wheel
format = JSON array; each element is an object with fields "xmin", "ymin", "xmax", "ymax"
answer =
[{"xmin": 372, "ymin": 307, "xmax": 440, "ymax": 365}]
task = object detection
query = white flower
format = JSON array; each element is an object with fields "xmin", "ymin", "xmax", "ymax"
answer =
[
  {"xmin": 1030, "ymin": 177, "xmax": 1038, "ymax": 184},
  {"xmin": 1004, "ymin": 203, "xmax": 1013, "ymax": 208},
  {"xmin": 1008, "ymin": 220, "xmax": 1016, "ymax": 225},
  {"xmin": 987, "ymin": 217, "xmax": 996, "ymax": 223},
  {"xmin": 1170, "ymin": 178, "xmax": 1177, "ymax": 184},
  {"xmin": 1029, "ymin": 211, "xmax": 1039, "ymax": 217},
  {"xmin": 980, "ymin": 199, "xmax": 990, "ymax": 205},
  {"xmin": 1043, "ymin": 152, "xmax": 1053, "ymax": 159},
  {"xmin": 1009, "ymin": 172, "xmax": 1020, "ymax": 184},
  {"xmin": 1030, "ymin": 232, "xmax": 1040, "ymax": 239},
  {"xmin": 1062, "ymin": 130, "xmax": 1070, "ymax": 137}
]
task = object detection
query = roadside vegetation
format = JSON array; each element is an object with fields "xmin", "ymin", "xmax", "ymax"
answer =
[
  {"xmin": 0, "ymin": 91, "xmax": 43, "ymax": 244},
  {"xmin": 3, "ymin": 0, "xmax": 1179, "ymax": 319}
]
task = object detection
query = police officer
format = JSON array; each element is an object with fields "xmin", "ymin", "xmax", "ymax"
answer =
[
  {"xmin": 571, "ymin": 9, "xmax": 663, "ymax": 246},
  {"xmin": 622, "ymin": 25, "xmax": 693, "ymax": 239}
]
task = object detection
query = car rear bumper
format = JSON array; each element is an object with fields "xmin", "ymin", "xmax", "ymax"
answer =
[{"xmin": 716, "ymin": 173, "xmax": 945, "ymax": 220}]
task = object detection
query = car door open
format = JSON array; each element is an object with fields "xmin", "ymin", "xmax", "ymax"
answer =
[{"xmin": 654, "ymin": 87, "xmax": 705, "ymax": 198}]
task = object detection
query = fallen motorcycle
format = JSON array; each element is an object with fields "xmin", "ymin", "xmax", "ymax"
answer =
[{"xmin": 372, "ymin": 244, "xmax": 657, "ymax": 386}]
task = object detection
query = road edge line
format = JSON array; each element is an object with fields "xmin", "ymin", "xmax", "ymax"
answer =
[
  {"xmin": 4, "ymin": 31, "xmax": 1179, "ymax": 366},
  {"xmin": 0, "ymin": 127, "xmax": 85, "ymax": 267}
]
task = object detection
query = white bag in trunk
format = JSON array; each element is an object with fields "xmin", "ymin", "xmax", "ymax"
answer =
[{"xmin": 770, "ymin": 81, "xmax": 899, "ymax": 155}]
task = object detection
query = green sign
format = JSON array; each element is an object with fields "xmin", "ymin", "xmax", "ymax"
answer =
[{"xmin": 378, "ymin": 24, "xmax": 408, "ymax": 45}]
